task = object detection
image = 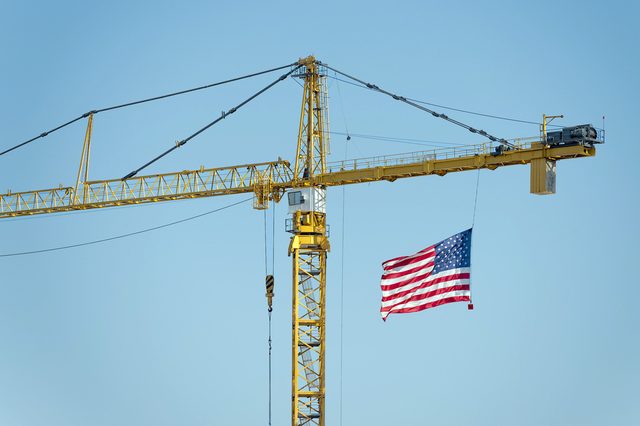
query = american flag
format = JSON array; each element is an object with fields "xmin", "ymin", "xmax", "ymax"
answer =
[{"xmin": 380, "ymin": 229, "xmax": 473, "ymax": 321}]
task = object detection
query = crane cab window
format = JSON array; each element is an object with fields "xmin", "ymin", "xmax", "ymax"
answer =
[{"xmin": 288, "ymin": 191, "xmax": 305, "ymax": 206}]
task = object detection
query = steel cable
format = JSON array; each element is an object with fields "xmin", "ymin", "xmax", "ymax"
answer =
[
  {"xmin": 322, "ymin": 63, "xmax": 514, "ymax": 147},
  {"xmin": 1, "ymin": 62, "xmax": 298, "ymax": 157},
  {"xmin": 122, "ymin": 65, "xmax": 302, "ymax": 179},
  {"xmin": 0, "ymin": 197, "xmax": 252, "ymax": 257}
]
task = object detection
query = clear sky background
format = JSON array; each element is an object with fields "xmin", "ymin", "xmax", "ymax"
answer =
[{"xmin": 0, "ymin": 1, "xmax": 638, "ymax": 425}]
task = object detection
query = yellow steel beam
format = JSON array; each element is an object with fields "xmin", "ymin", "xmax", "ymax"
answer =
[
  {"xmin": 309, "ymin": 142, "xmax": 596, "ymax": 187},
  {"xmin": 0, "ymin": 160, "xmax": 293, "ymax": 218},
  {"xmin": 0, "ymin": 141, "xmax": 597, "ymax": 219},
  {"xmin": 289, "ymin": 211, "xmax": 329, "ymax": 426}
]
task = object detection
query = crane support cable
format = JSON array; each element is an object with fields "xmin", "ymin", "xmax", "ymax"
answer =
[
  {"xmin": 0, "ymin": 197, "xmax": 252, "ymax": 258},
  {"xmin": 122, "ymin": 65, "xmax": 302, "ymax": 179},
  {"xmin": 0, "ymin": 62, "xmax": 298, "ymax": 157},
  {"xmin": 327, "ymin": 74, "xmax": 552, "ymax": 127},
  {"xmin": 321, "ymin": 62, "xmax": 514, "ymax": 148}
]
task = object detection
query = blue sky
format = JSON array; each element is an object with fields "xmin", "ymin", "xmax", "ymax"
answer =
[{"xmin": 0, "ymin": 1, "xmax": 638, "ymax": 425}]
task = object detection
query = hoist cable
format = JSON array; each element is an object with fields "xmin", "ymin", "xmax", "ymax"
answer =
[
  {"xmin": 122, "ymin": 65, "xmax": 302, "ymax": 179},
  {"xmin": 271, "ymin": 203, "xmax": 275, "ymax": 274},
  {"xmin": 1, "ymin": 62, "xmax": 298, "ymax": 157},
  {"xmin": 321, "ymin": 63, "xmax": 514, "ymax": 147},
  {"xmin": 0, "ymin": 197, "xmax": 252, "ymax": 257},
  {"xmin": 268, "ymin": 309, "xmax": 273, "ymax": 426},
  {"xmin": 340, "ymin": 184, "xmax": 346, "ymax": 426},
  {"xmin": 472, "ymin": 169, "xmax": 480, "ymax": 227},
  {"xmin": 264, "ymin": 209, "xmax": 268, "ymax": 276}
]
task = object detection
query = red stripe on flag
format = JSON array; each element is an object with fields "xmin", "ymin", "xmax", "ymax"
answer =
[
  {"xmin": 382, "ymin": 295, "xmax": 471, "ymax": 320},
  {"xmin": 381, "ymin": 271, "xmax": 469, "ymax": 293},
  {"xmin": 382, "ymin": 249, "xmax": 435, "ymax": 271},
  {"xmin": 381, "ymin": 284, "xmax": 471, "ymax": 312},
  {"xmin": 381, "ymin": 261, "xmax": 435, "ymax": 280},
  {"xmin": 382, "ymin": 274, "xmax": 470, "ymax": 302}
]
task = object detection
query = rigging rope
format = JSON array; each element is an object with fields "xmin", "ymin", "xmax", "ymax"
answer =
[
  {"xmin": 326, "ymin": 74, "xmax": 560, "ymax": 127},
  {"xmin": 0, "ymin": 63, "xmax": 298, "ymax": 157},
  {"xmin": 0, "ymin": 197, "xmax": 252, "ymax": 257},
  {"xmin": 329, "ymin": 131, "xmax": 466, "ymax": 148},
  {"xmin": 472, "ymin": 169, "xmax": 480, "ymax": 227},
  {"xmin": 122, "ymin": 65, "xmax": 302, "ymax": 179},
  {"xmin": 264, "ymin": 203, "xmax": 276, "ymax": 426},
  {"xmin": 321, "ymin": 63, "xmax": 514, "ymax": 147},
  {"xmin": 468, "ymin": 170, "xmax": 480, "ymax": 311}
]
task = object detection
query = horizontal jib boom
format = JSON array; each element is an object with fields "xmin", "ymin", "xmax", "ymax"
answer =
[
  {"xmin": 0, "ymin": 161, "xmax": 293, "ymax": 218},
  {"xmin": 314, "ymin": 142, "xmax": 595, "ymax": 186},
  {"xmin": 0, "ymin": 142, "xmax": 596, "ymax": 218}
]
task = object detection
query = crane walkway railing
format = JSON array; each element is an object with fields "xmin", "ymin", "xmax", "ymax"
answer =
[
  {"xmin": 326, "ymin": 138, "xmax": 539, "ymax": 173},
  {"xmin": 0, "ymin": 160, "xmax": 293, "ymax": 217}
]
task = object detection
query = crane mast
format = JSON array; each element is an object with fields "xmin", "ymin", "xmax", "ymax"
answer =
[
  {"xmin": 289, "ymin": 56, "xmax": 329, "ymax": 426},
  {"xmin": 0, "ymin": 56, "xmax": 602, "ymax": 426}
]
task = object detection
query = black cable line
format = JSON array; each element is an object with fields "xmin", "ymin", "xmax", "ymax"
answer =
[
  {"xmin": 94, "ymin": 63, "xmax": 297, "ymax": 113},
  {"xmin": 406, "ymin": 98, "xmax": 540, "ymax": 125},
  {"xmin": 328, "ymin": 75, "xmax": 368, "ymax": 90},
  {"xmin": 326, "ymin": 74, "xmax": 586, "ymax": 131},
  {"xmin": 321, "ymin": 62, "xmax": 513, "ymax": 148},
  {"xmin": 0, "ymin": 197, "xmax": 178, "ymax": 223},
  {"xmin": 327, "ymin": 74, "xmax": 549, "ymax": 126},
  {"xmin": 268, "ymin": 309, "xmax": 273, "ymax": 426},
  {"xmin": 263, "ymin": 209, "xmax": 268, "ymax": 275},
  {"xmin": 1, "ymin": 62, "xmax": 298, "ymax": 158},
  {"xmin": 0, "ymin": 197, "xmax": 252, "ymax": 258},
  {"xmin": 329, "ymin": 131, "xmax": 467, "ymax": 148},
  {"xmin": 0, "ymin": 114, "xmax": 88, "ymax": 157},
  {"xmin": 121, "ymin": 65, "xmax": 302, "ymax": 179}
]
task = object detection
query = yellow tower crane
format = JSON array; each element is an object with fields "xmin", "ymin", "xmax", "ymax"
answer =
[{"xmin": 0, "ymin": 56, "xmax": 601, "ymax": 426}]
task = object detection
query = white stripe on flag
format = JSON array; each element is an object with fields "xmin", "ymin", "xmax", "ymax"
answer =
[
  {"xmin": 381, "ymin": 290, "xmax": 471, "ymax": 317},
  {"xmin": 381, "ymin": 277, "xmax": 470, "ymax": 308},
  {"xmin": 381, "ymin": 267, "xmax": 470, "ymax": 297}
]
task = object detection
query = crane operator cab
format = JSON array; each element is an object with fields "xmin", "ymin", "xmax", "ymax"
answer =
[
  {"xmin": 285, "ymin": 187, "xmax": 327, "ymax": 235},
  {"xmin": 287, "ymin": 187, "xmax": 326, "ymax": 215}
]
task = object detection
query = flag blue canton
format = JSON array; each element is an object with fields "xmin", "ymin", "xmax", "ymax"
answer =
[{"xmin": 433, "ymin": 228, "xmax": 472, "ymax": 274}]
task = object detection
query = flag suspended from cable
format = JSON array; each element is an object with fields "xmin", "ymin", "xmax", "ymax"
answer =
[{"xmin": 380, "ymin": 228, "xmax": 473, "ymax": 321}]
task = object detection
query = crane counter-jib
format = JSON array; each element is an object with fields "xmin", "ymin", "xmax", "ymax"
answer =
[
  {"xmin": 313, "ymin": 142, "xmax": 596, "ymax": 187},
  {"xmin": 0, "ymin": 142, "xmax": 596, "ymax": 218}
]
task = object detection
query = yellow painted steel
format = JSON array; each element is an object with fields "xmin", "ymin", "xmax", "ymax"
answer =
[
  {"xmin": 73, "ymin": 113, "xmax": 94, "ymax": 205},
  {"xmin": 289, "ymin": 211, "xmax": 329, "ymax": 426},
  {"xmin": 0, "ymin": 141, "xmax": 595, "ymax": 219},
  {"xmin": 289, "ymin": 56, "xmax": 330, "ymax": 426},
  {"xmin": 0, "ymin": 160, "xmax": 292, "ymax": 218},
  {"xmin": 314, "ymin": 142, "xmax": 594, "ymax": 187},
  {"xmin": 293, "ymin": 56, "xmax": 327, "ymax": 180}
]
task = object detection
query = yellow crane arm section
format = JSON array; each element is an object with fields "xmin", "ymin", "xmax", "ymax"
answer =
[
  {"xmin": 0, "ymin": 160, "xmax": 293, "ymax": 218},
  {"xmin": 0, "ymin": 140, "xmax": 595, "ymax": 219},
  {"xmin": 312, "ymin": 141, "xmax": 595, "ymax": 186}
]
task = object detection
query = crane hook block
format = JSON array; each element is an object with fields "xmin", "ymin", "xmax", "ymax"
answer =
[{"xmin": 265, "ymin": 274, "xmax": 275, "ymax": 312}]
